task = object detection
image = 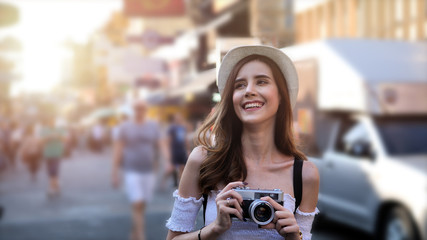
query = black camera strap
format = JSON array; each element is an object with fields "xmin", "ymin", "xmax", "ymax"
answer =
[
  {"xmin": 202, "ymin": 193, "xmax": 208, "ymax": 224},
  {"xmin": 202, "ymin": 157, "xmax": 304, "ymax": 224},
  {"xmin": 293, "ymin": 157, "xmax": 304, "ymax": 214}
]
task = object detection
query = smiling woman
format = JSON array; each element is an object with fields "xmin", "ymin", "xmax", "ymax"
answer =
[
  {"xmin": 166, "ymin": 45, "xmax": 320, "ymax": 240},
  {"xmin": 0, "ymin": 0, "xmax": 122, "ymax": 95}
]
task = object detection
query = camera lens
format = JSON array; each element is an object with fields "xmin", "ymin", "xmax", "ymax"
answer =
[
  {"xmin": 254, "ymin": 204, "xmax": 272, "ymax": 222},
  {"xmin": 249, "ymin": 200, "xmax": 274, "ymax": 225}
]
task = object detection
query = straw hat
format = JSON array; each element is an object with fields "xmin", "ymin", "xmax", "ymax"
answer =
[{"xmin": 216, "ymin": 45, "xmax": 299, "ymax": 108}]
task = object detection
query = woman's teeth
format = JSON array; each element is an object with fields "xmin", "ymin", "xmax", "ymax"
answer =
[{"xmin": 244, "ymin": 102, "xmax": 263, "ymax": 109}]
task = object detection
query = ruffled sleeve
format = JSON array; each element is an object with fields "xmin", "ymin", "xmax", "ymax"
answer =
[
  {"xmin": 165, "ymin": 190, "xmax": 204, "ymax": 232},
  {"xmin": 295, "ymin": 207, "xmax": 320, "ymax": 240}
]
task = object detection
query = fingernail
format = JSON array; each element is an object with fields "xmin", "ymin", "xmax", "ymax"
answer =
[{"xmin": 243, "ymin": 182, "xmax": 248, "ymax": 185}]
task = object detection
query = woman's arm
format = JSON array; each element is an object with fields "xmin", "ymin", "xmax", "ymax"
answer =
[
  {"xmin": 167, "ymin": 146, "xmax": 246, "ymax": 240},
  {"xmin": 299, "ymin": 160, "xmax": 320, "ymax": 213},
  {"xmin": 167, "ymin": 146, "xmax": 221, "ymax": 240},
  {"xmin": 294, "ymin": 160, "xmax": 320, "ymax": 240}
]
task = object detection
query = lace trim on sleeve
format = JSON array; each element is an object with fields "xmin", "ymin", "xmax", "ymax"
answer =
[
  {"xmin": 165, "ymin": 190, "xmax": 204, "ymax": 232},
  {"xmin": 295, "ymin": 207, "xmax": 319, "ymax": 240},
  {"xmin": 296, "ymin": 207, "xmax": 320, "ymax": 216}
]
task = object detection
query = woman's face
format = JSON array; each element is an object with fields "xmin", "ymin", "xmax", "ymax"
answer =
[{"xmin": 232, "ymin": 60, "xmax": 281, "ymax": 126}]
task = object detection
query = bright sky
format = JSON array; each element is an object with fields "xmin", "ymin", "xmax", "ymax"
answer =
[{"xmin": 0, "ymin": 0, "xmax": 122, "ymax": 95}]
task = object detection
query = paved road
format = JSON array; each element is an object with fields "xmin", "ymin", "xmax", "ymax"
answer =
[
  {"xmin": 0, "ymin": 147, "xmax": 178, "ymax": 240},
  {"xmin": 0, "ymin": 147, "xmax": 371, "ymax": 240}
]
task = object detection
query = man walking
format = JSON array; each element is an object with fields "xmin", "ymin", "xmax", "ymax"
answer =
[{"xmin": 112, "ymin": 99, "xmax": 171, "ymax": 240}]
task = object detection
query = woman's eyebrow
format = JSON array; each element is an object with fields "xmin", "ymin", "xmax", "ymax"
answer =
[
  {"xmin": 254, "ymin": 74, "xmax": 272, "ymax": 79},
  {"xmin": 235, "ymin": 74, "xmax": 271, "ymax": 81}
]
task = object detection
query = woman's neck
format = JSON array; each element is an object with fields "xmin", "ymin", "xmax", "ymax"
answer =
[{"xmin": 241, "ymin": 122, "xmax": 278, "ymax": 165}]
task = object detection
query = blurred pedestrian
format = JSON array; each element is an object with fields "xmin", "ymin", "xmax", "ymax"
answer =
[
  {"xmin": 7, "ymin": 121, "xmax": 22, "ymax": 169},
  {"xmin": 111, "ymin": 111, "xmax": 130, "ymax": 143},
  {"xmin": 63, "ymin": 126, "xmax": 75, "ymax": 158},
  {"xmin": 19, "ymin": 124, "xmax": 42, "ymax": 181},
  {"xmin": 90, "ymin": 120, "xmax": 106, "ymax": 152},
  {"xmin": 166, "ymin": 45, "xmax": 319, "ymax": 239},
  {"xmin": 0, "ymin": 120, "xmax": 8, "ymax": 173},
  {"xmin": 40, "ymin": 117, "xmax": 66, "ymax": 197},
  {"xmin": 167, "ymin": 113, "xmax": 189, "ymax": 187},
  {"xmin": 112, "ymin": 99, "xmax": 172, "ymax": 240}
]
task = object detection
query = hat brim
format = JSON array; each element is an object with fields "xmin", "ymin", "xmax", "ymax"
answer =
[{"xmin": 217, "ymin": 45, "xmax": 298, "ymax": 108}]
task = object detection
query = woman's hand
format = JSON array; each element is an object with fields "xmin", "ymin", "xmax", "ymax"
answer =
[
  {"xmin": 213, "ymin": 181, "xmax": 246, "ymax": 234},
  {"xmin": 260, "ymin": 196, "xmax": 300, "ymax": 240}
]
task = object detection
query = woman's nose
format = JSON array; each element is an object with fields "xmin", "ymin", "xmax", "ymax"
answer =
[{"xmin": 245, "ymin": 82, "xmax": 256, "ymax": 97}]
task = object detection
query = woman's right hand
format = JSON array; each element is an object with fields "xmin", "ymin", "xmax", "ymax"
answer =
[{"xmin": 213, "ymin": 181, "xmax": 247, "ymax": 234}]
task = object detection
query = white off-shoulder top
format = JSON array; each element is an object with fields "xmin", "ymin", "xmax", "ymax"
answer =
[{"xmin": 166, "ymin": 190, "xmax": 319, "ymax": 240}]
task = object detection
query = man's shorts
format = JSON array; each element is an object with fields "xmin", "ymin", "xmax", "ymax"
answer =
[{"xmin": 124, "ymin": 171, "xmax": 156, "ymax": 203}]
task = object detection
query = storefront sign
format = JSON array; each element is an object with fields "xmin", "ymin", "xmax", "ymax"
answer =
[{"xmin": 124, "ymin": 0, "xmax": 185, "ymax": 17}]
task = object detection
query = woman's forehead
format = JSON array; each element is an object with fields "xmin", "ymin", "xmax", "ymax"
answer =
[{"xmin": 236, "ymin": 60, "xmax": 273, "ymax": 79}]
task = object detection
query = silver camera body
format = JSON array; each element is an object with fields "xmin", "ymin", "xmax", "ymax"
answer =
[{"xmin": 233, "ymin": 187, "xmax": 284, "ymax": 225}]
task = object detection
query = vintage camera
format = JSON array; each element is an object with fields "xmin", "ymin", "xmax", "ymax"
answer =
[{"xmin": 231, "ymin": 187, "xmax": 284, "ymax": 225}]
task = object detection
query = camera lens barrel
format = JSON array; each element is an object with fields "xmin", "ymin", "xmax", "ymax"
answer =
[{"xmin": 248, "ymin": 200, "xmax": 275, "ymax": 225}]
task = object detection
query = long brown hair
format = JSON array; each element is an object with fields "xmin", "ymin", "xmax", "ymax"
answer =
[{"xmin": 197, "ymin": 54, "xmax": 306, "ymax": 194}]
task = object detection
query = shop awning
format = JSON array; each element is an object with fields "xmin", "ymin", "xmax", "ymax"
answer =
[{"xmin": 169, "ymin": 68, "xmax": 216, "ymax": 97}]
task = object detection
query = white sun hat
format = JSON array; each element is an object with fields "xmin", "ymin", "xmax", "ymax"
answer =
[{"xmin": 216, "ymin": 45, "xmax": 299, "ymax": 108}]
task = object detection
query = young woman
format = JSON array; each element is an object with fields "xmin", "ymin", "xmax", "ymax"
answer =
[{"xmin": 166, "ymin": 45, "xmax": 319, "ymax": 240}]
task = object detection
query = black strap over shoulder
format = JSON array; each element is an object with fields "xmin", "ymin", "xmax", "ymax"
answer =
[
  {"xmin": 293, "ymin": 157, "xmax": 304, "ymax": 214},
  {"xmin": 202, "ymin": 193, "xmax": 208, "ymax": 224}
]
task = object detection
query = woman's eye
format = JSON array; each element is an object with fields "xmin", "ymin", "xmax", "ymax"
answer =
[
  {"xmin": 235, "ymin": 82, "xmax": 246, "ymax": 89},
  {"xmin": 257, "ymin": 79, "xmax": 268, "ymax": 85}
]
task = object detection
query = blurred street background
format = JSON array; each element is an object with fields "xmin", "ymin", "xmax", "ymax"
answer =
[
  {"xmin": 0, "ymin": 146, "xmax": 372, "ymax": 240},
  {"xmin": 0, "ymin": 0, "xmax": 426, "ymax": 240},
  {"xmin": 0, "ymin": 147, "xmax": 177, "ymax": 240}
]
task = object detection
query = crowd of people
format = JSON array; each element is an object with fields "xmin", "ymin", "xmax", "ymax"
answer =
[
  {"xmin": 0, "ymin": 108, "xmax": 196, "ymax": 239},
  {"xmin": 0, "ymin": 111, "xmax": 194, "ymax": 191},
  {"xmin": 0, "ymin": 117, "xmax": 78, "ymax": 195}
]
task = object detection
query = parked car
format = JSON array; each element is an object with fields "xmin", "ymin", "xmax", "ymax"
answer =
[{"xmin": 285, "ymin": 39, "xmax": 427, "ymax": 240}]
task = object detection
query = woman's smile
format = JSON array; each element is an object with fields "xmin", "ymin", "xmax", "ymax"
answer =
[{"xmin": 242, "ymin": 101, "xmax": 264, "ymax": 111}]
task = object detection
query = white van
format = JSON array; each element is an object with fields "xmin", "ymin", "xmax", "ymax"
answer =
[{"xmin": 285, "ymin": 39, "xmax": 427, "ymax": 240}]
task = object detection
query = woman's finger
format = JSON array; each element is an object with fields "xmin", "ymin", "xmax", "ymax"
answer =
[
  {"xmin": 218, "ymin": 200, "xmax": 244, "ymax": 220},
  {"xmin": 276, "ymin": 217, "xmax": 299, "ymax": 237},
  {"xmin": 217, "ymin": 189, "xmax": 243, "ymax": 203},
  {"xmin": 260, "ymin": 196, "xmax": 287, "ymax": 211},
  {"xmin": 276, "ymin": 218, "xmax": 295, "ymax": 228},
  {"xmin": 222, "ymin": 181, "xmax": 247, "ymax": 193},
  {"xmin": 274, "ymin": 209, "xmax": 293, "ymax": 219},
  {"xmin": 259, "ymin": 222, "xmax": 276, "ymax": 229},
  {"xmin": 278, "ymin": 225, "xmax": 299, "ymax": 237},
  {"xmin": 227, "ymin": 198, "xmax": 243, "ymax": 218},
  {"xmin": 217, "ymin": 198, "xmax": 243, "ymax": 220}
]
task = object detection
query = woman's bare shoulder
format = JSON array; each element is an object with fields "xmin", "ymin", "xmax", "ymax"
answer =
[
  {"xmin": 302, "ymin": 160, "xmax": 319, "ymax": 185},
  {"xmin": 177, "ymin": 146, "xmax": 208, "ymax": 198},
  {"xmin": 187, "ymin": 145, "xmax": 208, "ymax": 165}
]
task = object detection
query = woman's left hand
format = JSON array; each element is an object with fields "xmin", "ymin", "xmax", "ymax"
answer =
[{"xmin": 259, "ymin": 196, "xmax": 300, "ymax": 240}]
